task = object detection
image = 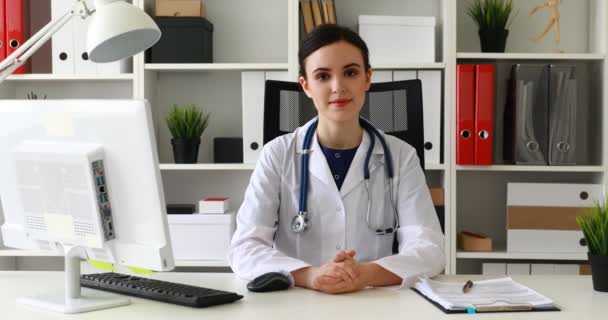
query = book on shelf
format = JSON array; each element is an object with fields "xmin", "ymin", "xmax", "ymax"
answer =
[
  {"xmin": 299, "ymin": 0, "xmax": 314, "ymax": 34},
  {"xmin": 300, "ymin": 0, "xmax": 337, "ymax": 36},
  {"xmin": 311, "ymin": 0, "xmax": 323, "ymax": 26}
]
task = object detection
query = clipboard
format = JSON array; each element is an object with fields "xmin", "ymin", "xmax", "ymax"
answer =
[{"xmin": 412, "ymin": 288, "xmax": 561, "ymax": 314}]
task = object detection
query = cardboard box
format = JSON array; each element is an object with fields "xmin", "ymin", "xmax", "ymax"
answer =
[
  {"xmin": 457, "ymin": 231, "xmax": 492, "ymax": 252},
  {"xmin": 156, "ymin": 0, "xmax": 206, "ymax": 17}
]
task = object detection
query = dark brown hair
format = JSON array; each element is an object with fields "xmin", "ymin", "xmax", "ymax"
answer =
[{"xmin": 298, "ymin": 24, "xmax": 371, "ymax": 79}]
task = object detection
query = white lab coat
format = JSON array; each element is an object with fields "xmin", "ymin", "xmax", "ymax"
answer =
[{"xmin": 228, "ymin": 119, "xmax": 445, "ymax": 287}]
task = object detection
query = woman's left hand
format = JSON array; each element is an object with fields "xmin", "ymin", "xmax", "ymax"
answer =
[{"xmin": 314, "ymin": 250, "xmax": 371, "ymax": 294}]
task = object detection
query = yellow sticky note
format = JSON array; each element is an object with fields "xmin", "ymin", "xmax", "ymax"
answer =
[
  {"xmin": 45, "ymin": 213, "xmax": 75, "ymax": 240},
  {"xmin": 87, "ymin": 260, "xmax": 116, "ymax": 271},
  {"xmin": 126, "ymin": 266, "xmax": 155, "ymax": 275},
  {"xmin": 46, "ymin": 112, "xmax": 74, "ymax": 137}
]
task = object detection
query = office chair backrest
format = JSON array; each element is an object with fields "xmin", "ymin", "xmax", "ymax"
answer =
[{"xmin": 263, "ymin": 79, "xmax": 426, "ymax": 171}]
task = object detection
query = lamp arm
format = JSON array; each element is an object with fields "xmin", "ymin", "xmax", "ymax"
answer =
[{"xmin": 0, "ymin": 0, "xmax": 93, "ymax": 82}]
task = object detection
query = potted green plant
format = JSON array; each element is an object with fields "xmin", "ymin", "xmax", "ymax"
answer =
[
  {"xmin": 166, "ymin": 104, "xmax": 210, "ymax": 164},
  {"xmin": 467, "ymin": 0, "xmax": 515, "ymax": 52},
  {"xmin": 577, "ymin": 198, "xmax": 608, "ymax": 292}
]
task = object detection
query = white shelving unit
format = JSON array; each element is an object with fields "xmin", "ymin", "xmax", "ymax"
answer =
[{"xmin": 1, "ymin": 0, "xmax": 606, "ymax": 274}]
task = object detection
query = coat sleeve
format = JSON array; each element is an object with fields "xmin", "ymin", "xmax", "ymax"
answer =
[
  {"xmin": 228, "ymin": 138, "xmax": 311, "ymax": 283},
  {"xmin": 372, "ymin": 143, "xmax": 446, "ymax": 288}
]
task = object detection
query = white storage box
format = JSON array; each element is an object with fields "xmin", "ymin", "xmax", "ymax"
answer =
[
  {"xmin": 358, "ymin": 15, "xmax": 435, "ymax": 65},
  {"xmin": 167, "ymin": 213, "xmax": 235, "ymax": 261},
  {"xmin": 198, "ymin": 198, "xmax": 230, "ymax": 214}
]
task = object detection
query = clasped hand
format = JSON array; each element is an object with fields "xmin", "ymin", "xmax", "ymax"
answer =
[{"xmin": 307, "ymin": 250, "xmax": 369, "ymax": 294}]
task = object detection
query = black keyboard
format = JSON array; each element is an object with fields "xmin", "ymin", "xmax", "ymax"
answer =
[{"xmin": 80, "ymin": 272, "xmax": 243, "ymax": 308}]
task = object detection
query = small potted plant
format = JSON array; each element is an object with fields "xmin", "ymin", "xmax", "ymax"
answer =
[
  {"xmin": 166, "ymin": 103, "xmax": 210, "ymax": 164},
  {"xmin": 467, "ymin": 0, "xmax": 515, "ymax": 52},
  {"xmin": 577, "ymin": 197, "xmax": 608, "ymax": 292}
]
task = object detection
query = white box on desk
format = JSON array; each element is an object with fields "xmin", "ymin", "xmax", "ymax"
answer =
[
  {"xmin": 198, "ymin": 198, "xmax": 230, "ymax": 214},
  {"xmin": 358, "ymin": 15, "xmax": 435, "ymax": 65},
  {"xmin": 167, "ymin": 213, "xmax": 235, "ymax": 261}
]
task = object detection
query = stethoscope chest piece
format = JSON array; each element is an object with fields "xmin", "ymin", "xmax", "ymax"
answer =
[{"xmin": 291, "ymin": 212, "xmax": 309, "ymax": 233}]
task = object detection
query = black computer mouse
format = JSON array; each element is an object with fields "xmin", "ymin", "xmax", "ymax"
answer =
[{"xmin": 247, "ymin": 272, "xmax": 291, "ymax": 292}]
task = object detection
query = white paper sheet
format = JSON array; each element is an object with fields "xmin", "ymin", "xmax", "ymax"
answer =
[{"xmin": 414, "ymin": 277, "xmax": 555, "ymax": 311}]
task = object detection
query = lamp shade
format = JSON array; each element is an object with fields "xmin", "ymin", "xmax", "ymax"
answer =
[{"xmin": 87, "ymin": 1, "xmax": 161, "ymax": 63}]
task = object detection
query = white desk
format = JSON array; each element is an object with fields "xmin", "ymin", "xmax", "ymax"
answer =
[{"xmin": 0, "ymin": 272, "xmax": 606, "ymax": 319}]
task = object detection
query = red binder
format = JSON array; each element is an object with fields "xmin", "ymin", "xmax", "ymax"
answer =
[
  {"xmin": 5, "ymin": 0, "xmax": 30, "ymax": 74},
  {"xmin": 474, "ymin": 64, "xmax": 495, "ymax": 165},
  {"xmin": 0, "ymin": 0, "xmax": 6, "ymax": 61},
  {"xmin": 456, "ymin": 64, "xmax": 476, "ymax": 165}
]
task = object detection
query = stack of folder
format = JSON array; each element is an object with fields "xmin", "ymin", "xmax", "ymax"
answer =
[
  {"xmin": 299, "ymin": 0, "xmax": 337, "ymax": 35},
  {"xmin": 456, "ymin": 64, "xmax": 495, "ymax": 165},
  {"xmin": 1, "ymin": 0, "xmax": 31, "ymax": 74},
  {"xmin": 503, "ymin": 64, "xmax": 578, "ymax": 165}
]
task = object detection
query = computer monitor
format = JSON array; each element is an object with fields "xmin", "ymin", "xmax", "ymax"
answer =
[{"xmin": 0, "ymin": 99, "xmax": 175, "ymax": 313}]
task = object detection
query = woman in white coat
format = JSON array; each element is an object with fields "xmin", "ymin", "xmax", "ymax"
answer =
[{"xmin": 228, "ymin": 24, "xmax": 445, "ymax": 294}]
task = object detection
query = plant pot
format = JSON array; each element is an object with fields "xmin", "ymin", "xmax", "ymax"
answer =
[
  {"xmin": 171, "ymin": 138, "xmax": 200, "ymax": 164},
  {"xmin": 478, "ymin": 29, "xmax": 509, "ymax": 53},
  {"xmin": 589, "ymin": 253, "xmax": 608, "ymax": 292}
]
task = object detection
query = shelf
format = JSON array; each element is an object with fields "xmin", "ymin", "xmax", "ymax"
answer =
[
  {"xmin": 144, "ymin": 63, "xmax": 289, "ymax": 71},
  {"xmin": 4, "ymin": 74, "xmax": 134, "ymax": 81},
  {"xmin": 174, "ymin": 260, "xmax": 230, "ymax": 267},
  {"xmin": 456, "ymin": 250, "xmax": 587, "ymax": 261},
  {"xmin": 159, "ymin": 163, "xmax": 256, "ymax": 171},
  {"xmin": 426, "ymin": 163, "xmax": 446, "ymax": 171},
  {"xmin": 373, "ymin": 62, "xmax": 445, "ymax": 70},
  {"xmin": 456, "ymin": 165, "xmax": 605, "ymax": 173},
  {"xmin": 456, "ymin": 52, "xmax": 605, "ymax": 60},
  {"xmin": 0, "ymin": 249, "xmax": 60, "ymax": 257},
  {"xmin": 160, "ymin": 163, "xmax": 446, "ymax": 171}
]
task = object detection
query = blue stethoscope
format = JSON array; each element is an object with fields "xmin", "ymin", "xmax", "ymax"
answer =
[{"xmin": 291, "ymin": 117, "xmax": 400, "ymax": 235}]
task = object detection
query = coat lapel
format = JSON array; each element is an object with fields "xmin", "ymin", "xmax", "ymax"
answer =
[
  {"xmin": 339, "ymin": 129, "xmax": 385, "ymax": 198},
  {"xmin": 295, "ymin": 118, "xmax": 387, "ymax": 196},
  {"xmin": 295, "ymin": 118, "xmax": 333, "ymax": 187}
]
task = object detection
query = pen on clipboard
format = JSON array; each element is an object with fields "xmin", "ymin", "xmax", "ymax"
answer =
[{"xmin": 462, "ymin": 280, "xmax": 474, "ymax": 293}]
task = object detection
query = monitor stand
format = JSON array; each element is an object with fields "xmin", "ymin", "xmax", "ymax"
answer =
[{"xmin": 17, "ymin": 246, "xmax": 130, "ymax": 314}]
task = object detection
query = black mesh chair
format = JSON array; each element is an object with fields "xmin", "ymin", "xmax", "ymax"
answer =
[{"xmin": 263, "ymin": 79, "xmax": 425, "ymax": 171}]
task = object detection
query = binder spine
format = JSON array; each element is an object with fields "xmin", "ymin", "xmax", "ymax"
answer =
[
  {"xmin": 52, "ymin": 0, "xmax": 75, "ymax": 74},
  {"xmin": 456, "ymin": 64, "xmax": 475, "ymax": 165},
  {"xmin": 6, "ymin": 0, "xmax": 31, "ymax": 74},
  {"xmin": 474, "ymin": 64, "xmax": 495, "ymax": 165},
  {"xmin": 506, "ymin": 64, "xmax": 549, "ymax": 165},
  {"xmin": 0, "ymin": 0, "xmax": 6, "ymax": 62},
  {"xmin": 548, "ymin": 64, "xmax": 577, "ymax": 165}
]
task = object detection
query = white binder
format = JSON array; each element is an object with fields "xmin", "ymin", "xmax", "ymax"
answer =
[
  {"xmin": 417, "ymin": 70, "xmax": 442, "ymax": 164},
  {"xmin": 51, "ymin": 0, "xmax": 75, "ymax": 74},
  {"xmin": 73, "ymin": 1, "xmax": 97, "ymax": 75},
  {"xmin": 242, "ymin": 72, "xmax": 265, "ymax": 164},
  {"xmin": 393, "ymin": 70, "xmax": 417, "ymax": 81},
  {"xmin": 241, "ymin": 71, "xmax": 289, "ymax": 164}
]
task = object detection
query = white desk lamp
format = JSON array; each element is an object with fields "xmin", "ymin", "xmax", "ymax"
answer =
[{"xmin": 0, "ymin": 0, "xmax": 160, "ymax": 81}]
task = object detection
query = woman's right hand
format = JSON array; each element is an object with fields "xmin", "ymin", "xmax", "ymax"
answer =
[{"xmin": 291, "ymin": 250, "xmax": 360, "ymax": 293}]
